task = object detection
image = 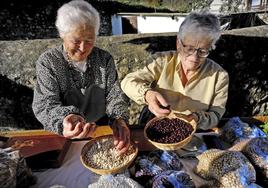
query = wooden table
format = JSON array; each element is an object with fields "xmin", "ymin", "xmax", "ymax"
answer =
[{"xmin": 0, "ymin": 125, "xmax": 157, "ymax": 151}]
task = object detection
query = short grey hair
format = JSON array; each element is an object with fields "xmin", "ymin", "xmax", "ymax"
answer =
[
  {"xmin": 178, "ymin": 12, "xmax": 221, "ymax": 49},
  {"xmin": 55, "ymin": 0, "xmax": 100, "ymax": 36}
]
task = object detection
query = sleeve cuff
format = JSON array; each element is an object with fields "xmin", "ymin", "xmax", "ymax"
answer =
[
  {"xmin": 192, "ymin": 112, "xmax": 201, "ymax": 124},
  {"xmin": 108, "ymin": 117, "xmax": 129, "ymax": 128}
]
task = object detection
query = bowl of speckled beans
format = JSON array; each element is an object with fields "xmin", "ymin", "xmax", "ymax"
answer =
[
  {"xmin": 80, "ymin": 135, "xmax": 138, "ymax": 175},
  {"xmin": 144, "ymin": 117, "xmax": 197, "ymax": 150}
]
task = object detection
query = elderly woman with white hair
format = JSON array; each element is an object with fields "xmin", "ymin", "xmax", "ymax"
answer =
[
  {"xmin": 32, "ymin": 0, "xmax": 130, "ymax": 153},
  {"xmin": 121, "ymin": 12, "xmax": 229, "ymax": 130}
]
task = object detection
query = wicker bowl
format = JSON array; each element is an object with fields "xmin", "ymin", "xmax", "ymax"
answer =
[
  {"xmin": 80, "ymin": 135, "xmax": 138, "ymax": 175},
  {"xmin": 144, "ymin": 116, "xmax": 197, "ymax": 151}
]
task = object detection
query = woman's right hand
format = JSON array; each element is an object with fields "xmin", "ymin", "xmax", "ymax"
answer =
[
  {"xmin": 63, "ymin": 114, "xmax": 96, "ymax": 139},
  {"xmin": 145, "ymin": 90, "xmax": 171, "ymax": 117}
]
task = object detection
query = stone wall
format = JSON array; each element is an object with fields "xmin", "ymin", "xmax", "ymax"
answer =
[
  {"xmin": 0, "ymin": 0, "xmax": 164, "ymax": 40},
  {"xmin": 0, "ymin": 26, "xmax": 267, "ymax": 130}
]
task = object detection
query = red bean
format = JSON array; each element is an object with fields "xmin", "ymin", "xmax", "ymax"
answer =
[{"xmin": 146, "ymin": 118, "xmax": 193, "ymax": 143}]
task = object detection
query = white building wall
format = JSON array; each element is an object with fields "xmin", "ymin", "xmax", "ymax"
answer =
[
  {"xmin": 137, "ymin": 16, "xmax": 185, "ymax": 34},
  {"xmin": 252, "ymin": 0, "xmax": 261, "ymax": 6}
]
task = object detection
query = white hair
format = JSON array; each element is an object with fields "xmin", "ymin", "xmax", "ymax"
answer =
[
  {"xmin": 178, "ymin": 11, "xmax": 221, "ymax": 49},
  {"xmin": 55, "ymin": 0, "xmax": 100, "ymax": 36}
]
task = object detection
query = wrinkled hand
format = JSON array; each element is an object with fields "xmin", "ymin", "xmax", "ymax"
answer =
[
  {"xmin": 145, "ymin": 90, "xmax": 170, "ymax": 117},
  {"xmin": 111, "ymin": 118, "xmax": 130, "ymax": 155},
  {"xmin": 63, "ymin": 114, "xmax": 96, "ymax": 139}
]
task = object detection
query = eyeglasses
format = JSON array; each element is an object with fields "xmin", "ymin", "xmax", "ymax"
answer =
[{"xmin": 180, "ymin": 40, "xmax": 210, "ymax": 58}]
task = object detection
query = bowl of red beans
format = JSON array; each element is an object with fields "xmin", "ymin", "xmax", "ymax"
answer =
[{"xmin": 144, "ymin": 116, "xmax": 197, "ymax": 150}]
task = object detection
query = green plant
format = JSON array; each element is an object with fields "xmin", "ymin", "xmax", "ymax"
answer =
[{"xmin": 260, "ymin": 122, "xmax": 268, "ymax": 135}]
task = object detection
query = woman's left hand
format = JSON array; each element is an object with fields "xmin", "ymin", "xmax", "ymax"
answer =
[{"xmin": 111, "ymin": 118, "xmax": 130, "ymax": 155}]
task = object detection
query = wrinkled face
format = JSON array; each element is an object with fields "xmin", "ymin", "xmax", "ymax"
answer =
[
  {"xmin": 177, "ymin": 35, "xmax": 212, "ymax": 72},
  {"xmin": 62, "ymin": 25, "xmax": 96, "ymax": 62}
]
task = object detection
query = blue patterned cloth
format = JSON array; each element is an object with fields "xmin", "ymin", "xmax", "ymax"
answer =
[
  {"xmin": 152, "ymin": 170, "xmax": 195, "ymax": 188},
  {"xmin": 135, "ymin": 150, "xmax": 183, "ymax": 177},
  {"xmin": 135, "ymin": 150, "xmax": 195, "ymax": 187},
  {"xmin": 243, "ymin": 137, "xmax": 268, "ymax": 184},
  {"xmin": 220, "ymin": 117, "xmax": 266, "ymax": 144}
]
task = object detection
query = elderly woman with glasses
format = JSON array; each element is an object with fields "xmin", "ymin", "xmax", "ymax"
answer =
[
  {"xmin": 32, "ymin": 0, "xmax": 130, "ymax": 153},
  {"xmin": 121, "ymin": 12, "xmax": 229, "ymax": 130}
]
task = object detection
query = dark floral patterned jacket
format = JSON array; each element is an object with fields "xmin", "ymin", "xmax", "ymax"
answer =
[{"xmin": 32, "ymin": 45, "xmax": 129, "ymax": 135}]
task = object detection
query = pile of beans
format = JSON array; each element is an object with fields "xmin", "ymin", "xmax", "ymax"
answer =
[
  {"xmin": 146, "ymin": 118, "xmax": 193, "ymax": 143},
  {"xmin": 195, "ymin": 149, "xmax": 256, "ymax": 187},
  {"xmin": 84, "ymin": 137, "xmax": 136, "ymax": 170}
]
